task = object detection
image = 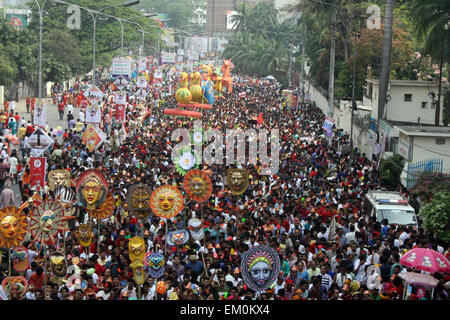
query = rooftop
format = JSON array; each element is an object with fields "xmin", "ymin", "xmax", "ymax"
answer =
[{"xmin": 398, "ymin": 125, "xmax": 450, "ymax": 137}]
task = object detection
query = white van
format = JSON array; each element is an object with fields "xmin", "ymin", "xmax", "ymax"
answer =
[{"xmin": 362, "ymin": 191, "xmax": 418, "ymax": 227}]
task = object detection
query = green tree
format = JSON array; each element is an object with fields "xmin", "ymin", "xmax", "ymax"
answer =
[
  {"xmin": 378, "ymin": 154, "xmax": 405, "ymax": 190},
  {"xmin": 418, "ymin": 191, "xmax": 450, "ymax": 243}
]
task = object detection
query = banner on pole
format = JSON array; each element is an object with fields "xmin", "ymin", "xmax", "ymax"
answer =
[
  {"xmin": 115, "ymin": 104, "xmax": 126, "ymax": 123},
  {"xmin": 112, "ymin": 57, "xmax": 132, "ymax": 78},
  {"xmin": 81, "ymin": 124, "xmax": 102, "ymax": 152},
  {"xmin": 30, "ymin": 157, "xmax": 47, "ymax": 189},
  {"xmin": 85, "ymin": 105, "xmax": 102, "ymax": 123},
  {"xmin": 114, "ymin": 91, "xmax": 127, "ymax": 105},
  {"xmin": 33, "ymin": 102, "xmax": 47, "ymax": 128}
]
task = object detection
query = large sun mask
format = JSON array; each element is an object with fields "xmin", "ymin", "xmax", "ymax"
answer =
[
  {"xmin": 0, "ymin": 207, "xmax": 27, "ymax": 249},
  {"xmin": 227, "ymin": 169, "xmax": 249, "ymax": 195},
  {"xmin": 150, "ymin": 185, "xmax": 184, "ymax": 219},
  {"xmin": 183, "ymin": 169, "xmax": 212, "ymax": 203}
]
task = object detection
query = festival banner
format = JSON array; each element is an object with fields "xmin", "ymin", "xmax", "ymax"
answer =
[
  {"xmin": 30, "ymin": 157, "xmax": 47, "ymax": 189},
  {"xmin": 85, "ymin": 86, "xmax": 104, "ymax": 106},
  {"xmin": 115, "ymin": 104, "xmax": 126, "ymax": 123},
  {"xmin": 161, "ymin": 52, "xmax": 176, "ymax": 64},
  {"xmin": 322, "ymin": 117, "xmax": 335, "ymax": 131},
  {"xmin": 136, "ymin": 77, "xmax": 147, "ymax": 88},
  {"xmin": 85, "ymin": 105, "xmax": 102, "ymax": 123},
  {"xmin": 81, "ymin": 124, "xmax": 102, "ymax": 152},
  {"xmin": 112, "ymin": 57, "xmax": 132, "ymax": 78},
  {"xmin": 114, "ymin": 91, "xmax": 127, "ymax": 105},
  {"xmin": 33, "ymin": 102, "xmax": 47, "ymax": 128}
]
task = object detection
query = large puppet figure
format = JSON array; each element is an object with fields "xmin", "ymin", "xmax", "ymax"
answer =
[{"xmin": 221, "ymin": 59, "xmax": 234, "ymax": 93}]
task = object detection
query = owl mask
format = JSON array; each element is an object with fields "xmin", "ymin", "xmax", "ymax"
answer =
[
  {"xmin": 167, "ymin": 230, "xmax": 190, "ymax": 247},
  {"xmin": 50, "ymin": 251, "xmax": 67, "ymax": 277},
  {"xmin": 129, "ymin": 236, "xmax": 146, "ymax": 262},
  {"xmin": 77, "ymin": 224, "xmax": 92, "ymax": 247}
]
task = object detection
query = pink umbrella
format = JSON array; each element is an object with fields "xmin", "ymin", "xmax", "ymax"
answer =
[{"xmin": 400, "ymin": 248, "xmax": 450, "ymax": 274}]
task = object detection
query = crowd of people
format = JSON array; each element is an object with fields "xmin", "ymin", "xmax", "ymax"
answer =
[{"xmin": 0, "ymin": 64, "xmax": 448, "ymax": 301}]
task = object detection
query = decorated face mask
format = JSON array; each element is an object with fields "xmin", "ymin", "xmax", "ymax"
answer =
[
  {"xmin": 188, "ymin": 218, "xmax": 204, "ymax": 241},
  {"xmin": 129, "ymin": 236, "xmax": 146, "ymax": 262},
  {"xmin": 0, "ymin": 207, "xmax": 27, "ymax": 249},
  {"xmin": 150, "ymin": 185, "xmax": 184, "ymax": 219},
  {"xmin": 144, "ymin": 252, "xmax": 165, "ymax": 278},
  {"xmin": 12, "ymin": 246, "xmax": 29, "ymax": 272},
  {"xmin": 126, "ymin": 184, "xmax": 152, "ymax": 220},
  {"xmin": 77, "ymin": 224, "xmax": 92, "ymax": 247},
  {"xmin": 241, "ymin": 246, "xmax": 280, "ymax": 292},
  {"xmin": 48, "ymin": 170, "xmax": 71, "ymax": 192},
  {"xmin": 2, "ymin": 276, "xmax": 28, "ymax": 296},
  {"xmin": 76, "ymin": 169, "xmax": 108, "ymax": 211},
  {"xmin": 50, "ymin": 251, "xmax": 67, "ymax": 277},
  {"xmin": 130, "ymin": 260, "xmax": 146, "ymax": 285},
  {"xmin": 227, "ymin": 169, "xmax": 249, "ymax": 195},
  {"xmin": 28, "ymin": 199, "xmax": 70, "ymax": 247},
  {"xmin": 167, "ymin": 230, "xmax": 189, "ymax": 247},
  {"xmin": 183, "ymin": 169, "xmax": 212, "ymax": 203}
]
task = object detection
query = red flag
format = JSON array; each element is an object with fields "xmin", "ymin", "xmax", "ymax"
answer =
[{"xmin": 257, "ymin": 112, "xmax": 263, "ymax": 125}]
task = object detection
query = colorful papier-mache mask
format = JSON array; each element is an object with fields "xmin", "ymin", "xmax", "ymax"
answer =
[
  {"xmin": 227, "ymin": 169, "xmax": 249, "ymax": 195},
  {"xmin": 150, "ymin": 185, "xmax": 184, "ymax": 219},
  {"xmin": 2, "ymin": 276, "xmax": 28, "ymax": 296},
  {"xmin": 53, "ymin": 185, "xmax": 77, "ymax": 227},
  {"xmin": 50, "ymin": 251, "xmax": 67, "ymax": 277},
  {"xmin": 28, "ymin": 198, "xmax": 71, "ymax": 247},
  {"xmin": 188, "ymin": 218, "xmax": 204, "ymax": 241},
  {"xmin": 130, "ymin": 260, "xmax": 146, "ymax": 285},
  {"xmin": 48, "ymin": 169, "xmax": 71, "ymax": 192},
  {"xmin": 183, "ymin": 169, "xmax": 212, "ymax": 203},
  {"xmin": 12, "ymin": 245, "xmax": 29, "ymax": 272},
  {"xmin": 0, "ymin": 207, "xmax": 27, "ymax": 249},
  {"xmin": 240, "ymin": 246, "xmax": 280, "ymax": 292},
  {"xmin": 144, "ymin": 252, "xmax": 165, "ymax": 278},
  {"xmin": 167, "ymin": 230, "xmax": 189, "ymax": 247},
  {"xmin": 126, "ymin": 183, "xmax": 152, "ymax": 220},
  {"xmin": 77, "ymin": 224, "xmax": 92, "ymax": 247},
  {"xmin": 129, "ymin": 236, "xmax": 146, "ymax": 262},
  {"xmin": 76, "ymin": 169, "xmax": 108, "ymax": 211}
]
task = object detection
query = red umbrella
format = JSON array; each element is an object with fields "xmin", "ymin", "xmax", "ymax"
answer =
[{"xmin": 400, "ymin": 248, "xmax": 450, "ymax": 274}]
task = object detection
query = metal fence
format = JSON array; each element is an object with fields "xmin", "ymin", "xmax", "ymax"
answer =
[{"xmin": 406, "ymin": 158, "xmax": 443, "ymax": 189}]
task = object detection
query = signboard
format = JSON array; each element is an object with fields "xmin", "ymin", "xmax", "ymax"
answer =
[
  {"xmin": 112, "ymin": 57, "xmax": 132, "ymax": 77},
  {"xmin": 81, "ymin": 124, "xmax": 102, "ymax": 152},
  {"xmin": 136, "ymin": 77, "xmax": 147, "ymax": 88},
  {"xmin": 161, "ymin": 52, "xmax": 176, "ymax": 64},
  {"xmin": 33, "ymin": 102, "xmax": 47, "ymax": 128},
  {"xmin": 26, "ymin": 128, "xmax": 53, "ymax": 152},
  {"xmin": 177, "ymin": 49, "xmax": 184, "ymax": 56},
  {"xmin": 322, "ymin": 117, "xmax": 335, "ymax": 131},
  {"xmin": 114, "ymin": 91, "xmax": 127, "ymax": 105},
  {"xmin": 6, "ymin": 9, "xmax": 28, "ymax": 29},
  {"xmin": 398, "ymin": 131, "xmax": 411, "ymax": 160},
  {"xmin": 85, "ymin": 105, "xmax": 102, "ymax": 124},
  {"xmin": 85, "ymin": 86, "xmax": 104, "ymax": 106},
  {"xmin": 226, "ymin": 10, "xmax": 238, "ymax": 30},
  {"xmin": 115, "ymin": 104, "xmax": 126, "ymax": 123},
  {"xmin": 30, "ymin": 157, "xmax": 47, "ymax": 189},
  {"xmin": 113, "ymin": 76, "xmax": 128, "ymax": 90}
]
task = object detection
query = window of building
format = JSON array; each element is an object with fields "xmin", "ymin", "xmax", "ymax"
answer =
[
  {"xmin": 421, "ymin": 102, "xmax": 428, "ymax": 109},
  {"xmin": 435, "ymin": 138, "xmax": 446, "ymax": 145},
  {"xmin": 404, "ymin": 94, "xmax": 412, "ymax": 102}
]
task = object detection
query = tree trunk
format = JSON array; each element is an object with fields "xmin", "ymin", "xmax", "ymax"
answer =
[{"xmin": 377, "ymin": 0, "xmax": 395, "ymax": 127}]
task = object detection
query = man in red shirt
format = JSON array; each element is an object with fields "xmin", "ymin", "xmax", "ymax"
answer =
[
  {"xmin": 28, "ymin": 266, "xmax": 45, "ymax": 290},
  {"xmin": 58, "ymin": 101, "xmax": 65, "ymax": 120}
]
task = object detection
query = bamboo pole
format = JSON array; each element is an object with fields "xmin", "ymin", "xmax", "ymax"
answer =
[{"xmin": 8, "ymin": 248, "xmax": 12, "ymax": 300}]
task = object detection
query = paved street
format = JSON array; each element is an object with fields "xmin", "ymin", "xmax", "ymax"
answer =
[{"xmin": 9, "ymin": 98, "xmax": 84, "ymax": 206}]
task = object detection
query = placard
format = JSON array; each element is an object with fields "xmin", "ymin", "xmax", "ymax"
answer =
[
  {"xmin": 161, "ymin": 52, "xmax": 176, "ymax": 64},
  {"xmin": 30, "ymin": 157, "xmax": 47, "ymax": 189},
  {"xmin": 112, "ymin": 57, "xmax": 132, "ymax": 77},
  {"xmin": 114, "ymin": 91, "xmax": 127, "ymax": 105},
  {"xmin": 85, "ymin": 86, "xmax": 104, "ymax": 106},
  {"xmin": 85, "ymin": 105, "xmax": 102, "ymax": 124},
  {"xmin": 33, "ymin": 102, "xmax": 47, "ymax": 128}
]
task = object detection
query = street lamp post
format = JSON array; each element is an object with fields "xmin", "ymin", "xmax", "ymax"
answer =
[
  {"xmin": 33, "ymin": 0, "xmax": 48, "ymax": 103},
  {"xmin": 92, "ymin": 1, "xmax": 140, "ymax": 85}
]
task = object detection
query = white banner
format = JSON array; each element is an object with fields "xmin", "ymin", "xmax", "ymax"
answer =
[
  {"xmin": 33, "ymin": 102, "xmax": 47, "ymax": 128},
  {"xmin": 154, "ymin": 69, "xmax": 163, "ymax": 79},
  {"xmin": 136, "ymin": 77, "xmax": 147, "ymax": 88},
  {"xmin": 85, "ymin": 86, "xmax": 104, "ymax": 106},
  {"xmin": 161, "ymin": 52, "xmax": 176, "ymax": 64},
  {"xmin": 114, "ymin": 91, "xmax": 127, "ymax": 105},
  {"xmin": 112, "ymin": 57, "xmax": 132, "ymax": 77},
  {"xmin": 86, "ymin": 105, "xmax": 102, "ymax": 123}
]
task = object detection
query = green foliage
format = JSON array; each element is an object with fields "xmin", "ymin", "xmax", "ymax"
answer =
[
  {"xmin": 379, "ymin": 154, "xmax": 405, "ymax": 190},
  {"xmin": 418, "ymin": 191, "xmax": 450, "ymax": 243}
]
